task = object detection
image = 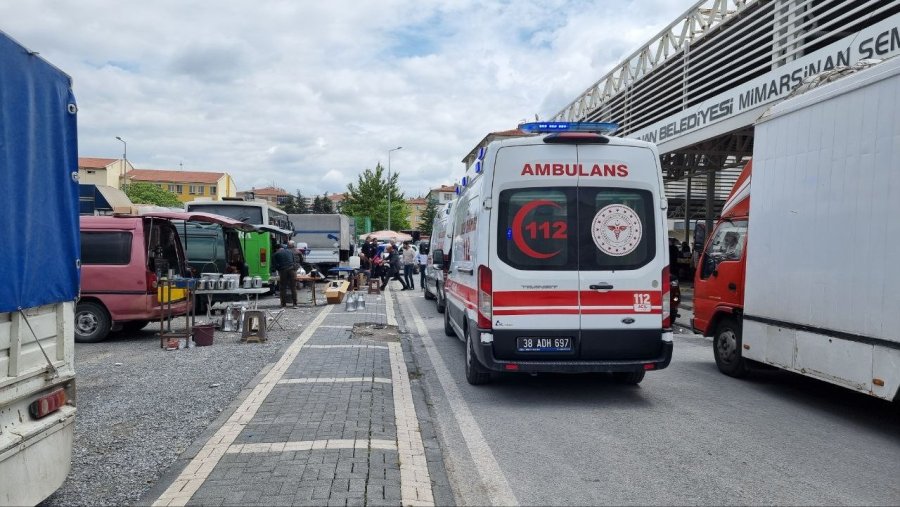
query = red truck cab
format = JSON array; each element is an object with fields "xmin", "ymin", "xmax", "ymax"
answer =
[{"xmin": 692, "ymin": 161, "xmax": 751, "ymax": 375}]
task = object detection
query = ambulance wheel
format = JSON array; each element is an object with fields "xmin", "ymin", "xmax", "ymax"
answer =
[
  {"xmin": 444, "ymin": 308, "xmax": 455, "ymax": 337},
  {"xmin": 465, "ymin": 326, "xmax": 491, "ymax": 385},
  {"xmin": 75, "ymin": 301, "xmax": 110, "ymax": 343},
  {"xmin": 436, "ymin": 288, "xmax": 446, "ymax": 313},
  {"xmin": 714, "ymin": 317, "xmax": 748, "ymax": 378},
  {"xmin": 613, "ymin": 370, "xmax": 645, "ymax": 385}
]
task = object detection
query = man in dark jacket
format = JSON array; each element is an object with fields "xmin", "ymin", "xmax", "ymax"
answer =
[
  {"xmin": 272, "ymin": 243, "xmax": 298, "ymax": 308},
  {"xmin": 361, "ymin": 236, "xmax": 376, "ymax": 260},
  {"xmin": 380, "ymin": 244, "xmax": 409, "ymax": 291}
]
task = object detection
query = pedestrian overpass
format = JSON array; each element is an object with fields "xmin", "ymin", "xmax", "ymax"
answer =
[{"xmin": 552, "ymin": 0, "xmax": 900, "ymax": 240}]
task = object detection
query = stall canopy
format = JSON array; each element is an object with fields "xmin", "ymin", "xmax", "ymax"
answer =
[
  {"xmin": 359, "ymin": 230, "xmax": 413, "ymax": 242},
  {"xmin": 139, "ymin": 211, "xmax": 259, "ymax": 232}
]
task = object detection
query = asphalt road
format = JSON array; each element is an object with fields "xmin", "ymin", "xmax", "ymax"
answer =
[{"xmin": 396, "ymin": 290, "xmax": 900, "ymax": 506}]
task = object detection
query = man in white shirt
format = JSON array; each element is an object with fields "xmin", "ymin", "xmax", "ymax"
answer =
[{"xmin": 401, "ymin": 242, "xmax": 416, "ymax": 290}]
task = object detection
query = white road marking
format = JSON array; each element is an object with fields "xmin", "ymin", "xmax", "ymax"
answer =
[
  {"xmin": 402, "ymin": 292, "xmax": 519, "ymax": 506},
  {"xmin": 304, "ymin": 344, "xmax": 389, "ymax": 349},
  {"xmin": 227, "ymin": 438, "xmax": 397, "ymax": 453},
  {"xmin": 318, "ymin": 325, "xmax": 353, "ymax": 329},
  {"xmin": 152, "ymin": 305, "xmax": 335, "ymax": 507},
  {"xmin": 385, "ymin": 290, "xmax": 398, "ymax": 326},
  {"xmin": 277, "ymin": 377, "xmax": 392, "ymax": 384},
  {"xmin": 387, "ymin": 296, "xmax": 434, "ymax": 506}
]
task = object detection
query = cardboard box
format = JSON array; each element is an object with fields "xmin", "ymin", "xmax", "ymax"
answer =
[{"xmin": 325, "ymin": 280, "xmax": 350, "ymax": 304}]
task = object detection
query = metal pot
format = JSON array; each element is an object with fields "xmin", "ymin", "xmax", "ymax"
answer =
[{"xmin": 252, "ymin": 276, "xmax": 262, "ymax": 288}]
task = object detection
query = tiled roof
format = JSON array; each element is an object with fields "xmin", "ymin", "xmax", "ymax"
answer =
[
  {"xmin": 238, "ymin": 186, "xmax": 290, "ymax": 196},
  {"xmin": 431, "ymin": 185, "xmax": 456, "ymax": 193},
  {"xmin": 79, "ymin": 157, "xmax": 118, "ymax": 168},
  {"xmin": 407, "ymin": 197, "xmax": 427, "ymax": 205},
  {"xmin": 327, "ymin": 193, "xmax": 346, "ymax": 202},
  {"xmin": 126, "ymin": 169, "xmax": 225, "ymax": 184}
]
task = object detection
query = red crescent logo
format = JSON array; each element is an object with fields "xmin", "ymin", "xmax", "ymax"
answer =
[{"xmin": 511, "ymin": 200, "xmax": 562, "ymax": 259}]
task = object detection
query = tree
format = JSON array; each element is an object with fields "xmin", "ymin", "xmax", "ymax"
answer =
[
  {"xmin": 280, "ymin": 195, "xmax": 297, "ymax": 213},
  {"xmin": 419, "ymin": 197, "xmax": 439, "ymax": 236},
  {"xmin": 294, "ymin": 190, "xmax": 309, "ymax": 214},
  {"xmin": 311, "ymin": 195, "xmax": 324, "ymax": 213},
  {"xmin": 123, "ymin": 182, "xmax": 181, "ymax": 208},
  {"xmin": 342, "ymin": 164, "xmax": 409, "ymax": 230},
  {"xmin": 319, "ymin": 193, "xmax": 335, "ymax": 214}
]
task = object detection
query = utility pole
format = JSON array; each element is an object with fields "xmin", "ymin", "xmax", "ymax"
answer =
[{"xmin": 387, "ymin": 146, "xmax": 402, "ymax": 230}]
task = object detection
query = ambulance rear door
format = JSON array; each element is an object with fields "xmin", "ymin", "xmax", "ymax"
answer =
[
  {"xmin": 576, "ymin": 143, "xmax": 667, "ymax": 361},
  {"xmin": 490, "ymin": 142, "xmax": 582, "ymax": 358}
]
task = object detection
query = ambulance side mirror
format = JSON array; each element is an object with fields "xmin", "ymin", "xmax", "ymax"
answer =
[{"xmin": 432, "ymin": 249, "xmax": 445, "ymax": 269}]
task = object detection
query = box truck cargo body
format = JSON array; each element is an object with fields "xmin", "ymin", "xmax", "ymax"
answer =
[
  {"xmin": 693, "ymin": 58, "xmax": 900, "ymax": 401},
  {"xmin": 0, "ymin": 30, "xmax": 79, "ymax": 504},
  {"xmin": 290, "ymin": 214, "xmax": 352, "ymax": 271}
]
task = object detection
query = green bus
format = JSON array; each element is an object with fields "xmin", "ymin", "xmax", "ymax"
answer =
[{"xmin": 185, "ymin": 198, "xmax": 292, "ymax": 287}]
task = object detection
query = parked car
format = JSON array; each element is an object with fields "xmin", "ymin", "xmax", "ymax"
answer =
[
  {"xmin": 78, "ymin": 215, "xmax": 190, "ymax": 342},
  {"xmin": 77, "ymin": 212, "xmax": 255, "ymax": 342}
]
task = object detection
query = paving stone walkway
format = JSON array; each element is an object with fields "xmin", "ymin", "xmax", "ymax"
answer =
[{"xmin": 149, "ymin": 284, "xmax": 437, "ymax": 507}]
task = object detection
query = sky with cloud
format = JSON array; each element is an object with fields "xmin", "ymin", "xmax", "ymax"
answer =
[{"xmin": 2, "ymin": 0, "xmax": 692, "ymax": 198}]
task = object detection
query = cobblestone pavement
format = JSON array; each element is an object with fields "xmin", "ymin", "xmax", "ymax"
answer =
[{"xmin": 144, "ymin": 283, "xmax": 445, "ymax": 507}]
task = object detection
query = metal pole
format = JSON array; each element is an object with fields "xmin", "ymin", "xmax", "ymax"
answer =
[
  {"xmin": 387, "ymin": 146, "xmax": 402, "ymax": 231},
  {"xmin": 684, "ymin": 175, "xmax": 691, "ymax": 244},
  {"xmin": 116, "ymin": 136, "xmax": 127, "ymax": 187}
]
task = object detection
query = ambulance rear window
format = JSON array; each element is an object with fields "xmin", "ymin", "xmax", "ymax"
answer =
[
  {"xmin": 497, "ymin": 187, "xmax": 655, "ymax": 271},
  {"xmin": 497, "ymin": 188, "xmax": 576, "ymax": 271},
  {"xmin": 577, "ymin": 188, "xmax": 655, "ymax": 271}
]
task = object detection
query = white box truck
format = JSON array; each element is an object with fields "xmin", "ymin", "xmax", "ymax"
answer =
[
  {"xmin": 0, "ymin": 30, "xmax": 79, "ymax": 503},
  {"xmin": 693, "ymin": 58, "xmax": 900, "ymax": 402},
  {"xmin": 289, "ymin": 214, "xmax": 353, "ymax": 272}
]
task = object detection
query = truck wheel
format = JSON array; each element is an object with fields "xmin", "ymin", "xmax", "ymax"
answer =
[
  {"xmin": 122, "ymin": 320, "xmax": 151, "ymax": 333},
  {"xmin": 714, "ymin": 317, "xmax": 748, "ymax": 378},
  {"xmin": 75, "ymin": 302, "xmax": 111, "ymax": 343},
  {"xmin": 444, "ymin": 307, "xmax": 455, "ymax": 337},
  {"xmin": 612, "ymin": 370, "xmax": 645, "ymax": 385},
  {"xmin": 465, "ymin": 327, "xmax": 491, "ymax": 385}
]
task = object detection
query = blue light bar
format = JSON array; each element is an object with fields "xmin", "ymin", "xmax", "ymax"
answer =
[
  {"xmin": 517, "ymin": 121, "xmax": 619, "ymax": 134},
  {"xmin": 474, "ymin": 160, "xmax": 482, "ymax": 173}
]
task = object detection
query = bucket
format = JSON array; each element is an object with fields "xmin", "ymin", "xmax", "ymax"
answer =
[{"xmin": 193, "ymin": 324, "xmax": 215, "ymax": 346}]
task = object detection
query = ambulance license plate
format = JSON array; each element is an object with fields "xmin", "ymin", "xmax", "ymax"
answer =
[{"xmin": 517, "ymin": 337, "xmax": 572, "ymax": 353}]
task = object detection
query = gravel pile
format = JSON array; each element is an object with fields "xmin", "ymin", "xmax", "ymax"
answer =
[{"xmin": 43, "ymin": 296, "xmax": 321, "ymax": 506}]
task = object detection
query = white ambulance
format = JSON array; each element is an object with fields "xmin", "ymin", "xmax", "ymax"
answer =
[
  {"xmin": 438, "ymin": 122, "xmax": 674, "ymax": 385},
  {"xmin": 424, "ymin": 200, "xmax": 455, "ymax": 313}
]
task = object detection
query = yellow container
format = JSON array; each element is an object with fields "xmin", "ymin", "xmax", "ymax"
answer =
[{"xmin": 157, "ymin": 285, "xmax": 187, "ymax": 303}]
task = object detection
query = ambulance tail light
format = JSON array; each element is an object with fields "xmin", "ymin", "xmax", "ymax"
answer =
[
  {"xmin": 477, "ymin": 265, "xmax": 492, "ymax": 329},
  {"xmin": 662, "ymin": 266, "xmax": 671, "ymax": 329}
]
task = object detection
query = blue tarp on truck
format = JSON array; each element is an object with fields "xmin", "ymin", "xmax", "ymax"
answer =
[{"xmin": 0, "ymin": 31, "xmax": 80, "ymax": 313}]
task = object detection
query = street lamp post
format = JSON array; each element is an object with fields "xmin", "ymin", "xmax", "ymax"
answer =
[
  {"xmin": 116, "ymin": 136, "xmax": 127, "ymax": 187},
  {"xmin": 387, "ymin": 146, "xmax": 402, "ymax": 231}
]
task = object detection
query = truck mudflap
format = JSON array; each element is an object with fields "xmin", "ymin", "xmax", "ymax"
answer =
[{"xmin": 473, "ymin": 327, "xmax": 673, "ymax": 374}]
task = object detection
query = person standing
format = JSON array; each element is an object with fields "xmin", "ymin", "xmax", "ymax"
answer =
[
  {"xmin": 361, "ymin": 236, "xmax": 376, "ymax": 260},
  {"xmin": 416, "ymin": 246, "xmax": 428, "ymax": 290},
  {"xmin": 272, "ymin": 243, "xmax": 298, "ymax": 308},
  {"xmin": 380, "ymin": 245, "xmax": 409, "ymax": 291},
  {"xmin": 401, "ymin": 242, "xmax": 416, "ymax": 290}
]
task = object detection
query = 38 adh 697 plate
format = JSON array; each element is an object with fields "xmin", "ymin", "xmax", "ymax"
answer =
[{"xmin": 517, "ymin": 337, "xmax": 573, "ymax": 353}]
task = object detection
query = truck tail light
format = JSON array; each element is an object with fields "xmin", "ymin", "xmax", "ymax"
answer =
[
  {"xmin": 662, "ymin": 265, "xmax": 671, "ymax": 329},
  {"xmin": 477, "ymin": 265, "xmax": 492, "ymax": 329},
  {"xmin": 146, "ymin": 271, "xmax": 158, "ymax": 294},
  {"xmin": 30, "ymin": 388, "xmax": 67, "ymax": 419},
  {"xmin": 260, "ymin": 248, "xmax": 267, "ymax": 265}
]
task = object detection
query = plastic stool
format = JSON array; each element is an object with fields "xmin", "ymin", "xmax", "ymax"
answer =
[
  {"xmin": 241, "ymin": 310, "xmax": 267, "ymax": 343},
  {"xmin": 367, "ymin": 276, "xmax": 380, "ymax": 295}
]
